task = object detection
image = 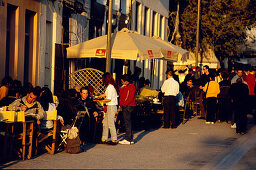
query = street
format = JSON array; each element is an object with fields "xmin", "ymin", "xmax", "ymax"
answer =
[{"xmin": 1, "ymin": 115, "xmax": 256, "ymax": 169}]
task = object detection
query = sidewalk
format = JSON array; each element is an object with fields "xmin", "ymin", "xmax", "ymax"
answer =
[{"xmin": 1, "ymin": 116, "xmax": 255, "ymax": 169}]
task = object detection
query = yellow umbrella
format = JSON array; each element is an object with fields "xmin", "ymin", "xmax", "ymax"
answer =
[
  {"xmin": 152, "ymin": 36, "xmax": 189, "ymax": 62},
  {"xmin": 67, "ymin": 28, "xmax": 176, "ymax": 61}
]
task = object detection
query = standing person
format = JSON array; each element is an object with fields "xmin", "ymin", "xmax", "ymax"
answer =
[
  {"xmin": 201, "ymin": 73, "xmax": 220, "ymax": 124},
  {"xmin": 245, "ymin": 68, "xmax": 256, "ymax": 124},
  {"xmin": 230, "ymin": 78, "xmax": 249, "ymax": 134},
  {"xmin": 0, "ymin": 76, "xmax": 13, "ymax": 101},
  {"xmin": 97, "ymin": 72, "xmax": 118, "ymax": 145},
  {"xmin": 161, "ymin": 70, "xmax": 179, "ymax": 128},
  {"xmin": 118, "ymin": 75, "xmax": 136, "ymax": 145},
  {"xmin": 231, "ymin": 69, "xmax": 245, "ymax": 84},
  {"xmin": 131, "ymin": 67, "xmax": 142, "ymax": 92},
  {"xmin": 198, "ymin": 65, "xmax": 210, "ymax": 119},
  {"xmin": 218, "ymin": 72, "xmax": 231, "ymax": 122}
]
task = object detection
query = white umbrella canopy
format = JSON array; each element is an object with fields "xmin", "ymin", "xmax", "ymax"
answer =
[
  {"xmin": 152, "ymin": 36, "xmax": 189, "ymax": 62},
  {"xmin": 67, "ymin": 28, "xmax": 176, "ymax": 61}
]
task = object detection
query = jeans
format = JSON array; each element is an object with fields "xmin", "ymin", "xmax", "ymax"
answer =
[
  {"xmin": 206, "ymin": 97, "xmax": 217, "ymax": 122},
  {"xmin": 102, "ymin": 105, "xmax": 117, "ymax": 141},
  {"xmin": 122, "ymin": 105, "xmax": 134, "ymax": 141}
]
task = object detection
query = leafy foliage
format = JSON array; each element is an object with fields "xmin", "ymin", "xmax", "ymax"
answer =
[{"xmin": 179, "ymin": 0, "xmax": 256, "ymax": 60}]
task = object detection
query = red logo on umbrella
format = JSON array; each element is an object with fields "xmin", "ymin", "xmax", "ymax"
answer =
[
  {"xmin": 148, "ymin": 50, "xmax": 154, "ymax": 58},
  {"xmin": 167, "ymin": 51, "xmax": 172, "ymax": 58},
  {"xmin": 96, "ymin": 49, "xmax": 106, "ymax": 56}
]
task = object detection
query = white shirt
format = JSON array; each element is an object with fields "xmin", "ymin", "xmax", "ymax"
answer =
[
  {"xmin": 105, "ymin": 84, "xmax": 118, "ymax": 105},
  {"xmin": 41, "ymin": 103, "xmax": 56, "ymax": 129},
  {"xmin": 161, "ymin": 77, "xmax": 179, "ymax": 96}
]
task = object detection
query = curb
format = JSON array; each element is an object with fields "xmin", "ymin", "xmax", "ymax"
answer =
[{"xmin": 202, "ymin": 125, "xmax": 256, "ymax": 170}]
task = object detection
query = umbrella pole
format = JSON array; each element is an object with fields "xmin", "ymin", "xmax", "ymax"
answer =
[{"xmin": 106, "ymin": 0, "xmax": 113, "ymax": 73}]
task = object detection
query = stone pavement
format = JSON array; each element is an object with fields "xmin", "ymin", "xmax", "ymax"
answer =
[{"xmin": 1, "ymin": 116, "xmax": 256, "ymax": 169}]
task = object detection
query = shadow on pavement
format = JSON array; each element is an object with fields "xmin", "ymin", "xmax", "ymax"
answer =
[{"xmin": 179, "ymin": 115, "xmax": 256, "ymax": 169}]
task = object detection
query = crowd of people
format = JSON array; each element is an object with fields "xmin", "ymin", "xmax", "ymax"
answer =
[
  {"xmin": 0, "ymin": 64, "xmax": 255, "ymax": 157},
  {"xmin": 0, "ymin": 72, "xmax": 138, "ymax": 153},
  {"xmin": 178, "ymin": 65, "xmax": 256, "ymax": 134}
]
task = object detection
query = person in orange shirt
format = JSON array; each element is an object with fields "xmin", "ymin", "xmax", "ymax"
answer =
[
  {"xmin": 201, "ymin": 73, "xmax": 220, "ymax": 124},
  {"xmin": 0, "ymin": 76, "xmax": 13, "ymax": 101}
]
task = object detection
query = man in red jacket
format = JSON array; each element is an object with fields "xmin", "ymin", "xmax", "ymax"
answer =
[
  {"xmin": 245, "ymin": 68, "xmax": 256, "ymax": 124},
  {"xmin": 119, "ymin": 74, "xmax": 136, "ymax": 145}
]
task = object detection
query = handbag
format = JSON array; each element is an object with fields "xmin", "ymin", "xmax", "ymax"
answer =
[{"xmin": 66, "ymin": 136, "xmax": 81, "ymax": 154}]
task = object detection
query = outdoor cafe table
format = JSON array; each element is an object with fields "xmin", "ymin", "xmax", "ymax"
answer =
[
  {"xmin": 0, "ymin": 119, "xmax": 34, "ymax": 161},
  {"xmin": 134, "ymin": 97, "xmax": 163, "ymax": 129}
]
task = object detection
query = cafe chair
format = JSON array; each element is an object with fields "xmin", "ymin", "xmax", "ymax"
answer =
[
  {"xmin": 16, "ymin": 111, "xmax": 34, "ymax": 160},
  {"xmin": 0, "ymin": 110, "xmax": 33, "ymax": 161},
  {"xmin": 35, "ymin": 110, "xmax": 58, "ymax": 155}
]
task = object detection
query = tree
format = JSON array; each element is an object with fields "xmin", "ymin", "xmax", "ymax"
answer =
[{"xmin": 179, "ymin": 0, "xmax": 256, "ymax": 61}]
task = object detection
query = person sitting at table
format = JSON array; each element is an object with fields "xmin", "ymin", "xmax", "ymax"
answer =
[
  {"xmin": 0, "ymin": 76, "xmax": 13, "ymax": 102},
  {"xmin": 139, "ymin": 79, "xmax": 152, "ymax": 95},
  {"xmin": 8, "ymin": 87, "xmax": 45, "ymax": 120},
  {"xmin": 39, "ymin": 87, "xmax": 64, "ymax": 130},
  {"xmin": 0, "ymin": 87, "xmax": 18, "ymax": 107},
  {"xmin": 75, "ymin": 86, "xmax": 99, "ymax": 145}
]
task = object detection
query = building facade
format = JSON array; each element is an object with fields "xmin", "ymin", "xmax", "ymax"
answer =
[
  {"xmin": 0, "ymin": 0, "xmax": 90, "ymax": 93},
  {"xmin": 70, "ymin": 0, "xmax": 170, "ymax": 89},
  {"xmin": 0, "ymin": 0, "xmax": 170, "ymax": 92},
  {"xmin": 0, "ymin": 0, "xmax": 41, "ymax": 86}
]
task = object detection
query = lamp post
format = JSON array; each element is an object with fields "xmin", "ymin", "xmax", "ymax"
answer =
[
  {"xmin": 195, "ymin": 0, "xmax": 200, "ymax": 67},
  {"xmin": 106, "ymin": 0, "xmax": 113, "ymax": 72}
]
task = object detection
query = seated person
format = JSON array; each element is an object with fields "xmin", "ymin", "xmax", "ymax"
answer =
[
  {"xmin": 56, "ymin": 90, "xmax": 77, "ymax": 126},
  {"xmin": 8, "ymin": 87, "xmax": 44, "ymax": 120},
  {"xmin": 0, "ymin": 88, "xmax": 17, "ymax": 107},
  {"xmin": 39, "ymin": 87, "xmax": 64, "ymax": 130},
  {"xmin": 139, "ymin": 79, "xmax": 152, "ymax": 94},
  {"xmin": 75, "ymin": 86, "xmax": 99, "ymax": 144}
]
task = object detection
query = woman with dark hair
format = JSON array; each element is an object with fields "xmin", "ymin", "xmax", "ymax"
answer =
[
  {"xmin": 39, "ymin": 87, "xmax": 63, "ymax": 129},
  {"xmin": 97, "ymin": 72, "xmax": 118, "ymax": 145},
  {"xmin": 0, "ymin": 76, "xmax": 13, "ymax": 101}
]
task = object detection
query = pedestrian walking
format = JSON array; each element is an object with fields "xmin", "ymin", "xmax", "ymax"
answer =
[{"xmin": 230, "ymin": 78, "xmax": 249, "ymax": 134}]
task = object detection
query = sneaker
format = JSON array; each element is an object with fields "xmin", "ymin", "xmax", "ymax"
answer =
[
  {"xmin": 231, "ymin": 123, "xmax": 236, "ymax": 129},
  {"xmin": 119, "ymin": 139, "xmax": 134, "ymax": 145}
]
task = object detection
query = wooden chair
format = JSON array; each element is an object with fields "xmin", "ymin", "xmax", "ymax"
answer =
[{"xmin": 36, "ymin": 110, "xmax": 58, "ymax": 155}]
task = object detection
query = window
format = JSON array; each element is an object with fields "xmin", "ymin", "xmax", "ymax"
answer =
[
  {"xmin": 135, "ymin": 2, "xmax": 140, "ymax": 31},
  {"xmin": 6, "ymin": 4, "xmax": 17, "ymax": 76},
  {"xmin": 24, "ymin": 10, "xmax": 35, "ymax": 83},
  {"xmin": 159, "ymin": 15, "xmax": 163, "ymax": 38},
  {"xmin": 144, "ymin": 7, "xmax": 149, "ymax": 35},
  {"xmin": 152, "ymin": 11, "xmax": 156, "ymax": 37}
]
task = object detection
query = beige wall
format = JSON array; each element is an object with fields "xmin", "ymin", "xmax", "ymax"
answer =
[{"xmin": 0, "ymin": 0, "xmax": 40, "ymax": 86}]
